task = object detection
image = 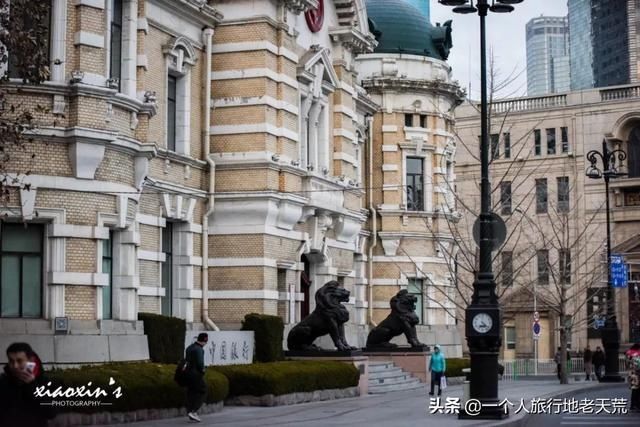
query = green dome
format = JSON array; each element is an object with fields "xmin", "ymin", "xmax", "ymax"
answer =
[{"xmin": 366, "ymin": 0, "xmax": 453, "ymax": 61}]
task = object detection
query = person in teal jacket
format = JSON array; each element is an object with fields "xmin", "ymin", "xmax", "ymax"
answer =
[{"xmin": 429, "ymin": 344, "xmax": 447, "ymax": 396}]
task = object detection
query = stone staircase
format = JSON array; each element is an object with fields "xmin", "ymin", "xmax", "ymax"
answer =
[{"xmin": 368, "ymin": 361, "xmax": 425, "ymax": 394}]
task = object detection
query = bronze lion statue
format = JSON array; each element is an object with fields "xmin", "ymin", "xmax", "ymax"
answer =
[
  {"xmin": 287, "ymin": 280, "xmax": 356, "ymax": 352},
  {"xmin": 366, "ymin": 290, "xmax": 425, "ymax": 348}
]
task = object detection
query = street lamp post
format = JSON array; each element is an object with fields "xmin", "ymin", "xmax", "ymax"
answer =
[
  {"xmin": 585, "ymin": 139, "xmax": 626, "ymax": 383},
  {"xmin": 438, "ymin": 0, "xmax": 524, "ymax": 419}
]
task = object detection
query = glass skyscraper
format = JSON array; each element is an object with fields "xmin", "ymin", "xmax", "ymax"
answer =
[
  {"xmin": 526, "ymin": 16, "xmax": 571, "ymax": 96},
  {"xmin": 568, "ymin": 0, "xmax": 594, "ymax": 90},
  {"xmin": 592, "ymin": 0, "xmax": 630, "ymax": 87}
]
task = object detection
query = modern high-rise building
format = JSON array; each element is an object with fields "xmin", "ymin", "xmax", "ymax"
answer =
[
  {"xmin": 526, "ymin": 16, "xmax": 571, "ymax": 96},
  {"xmin": 592, "ymin": 0, "xmax": 631, "ymax": 87},
  {"xmin": 568, "ymin": 0, "xmax": 594, "ymax": 90},
  {"xmin": 568, "ymin": 0, "xmax": 640, "ymax": 90}
]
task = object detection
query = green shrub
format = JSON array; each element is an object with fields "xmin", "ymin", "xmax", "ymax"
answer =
[
  {"xmin": 445, "ymin": 358, "xmax": 471, "ymax": 377},
  {"xmin": 46, "ymin": 362, "xmax": 229, "ymax": 413},
  {"xmin": 240, "ymin": 313, "xmax": 284, "ymax": 362},
  {"xmin": 138, "ymin": 313, "xmax": 186, "ymax": 363},
  {"xmin": 213, "ymin": 361, "xmax": 359, "ymax": 397}
]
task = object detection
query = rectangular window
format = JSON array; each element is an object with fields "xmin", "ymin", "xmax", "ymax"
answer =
[
  {"xmin": 536, "ymin": 178, "xmax": 548, "ymax": 214},
  {"xmin": 102, "ymin": 232, "xmax": 113, "ymax": 319},
  {"xmin": 534, "ymin": 129, "xmax": 541, "ymax": 156},
  {"xmin": 500, "ymin": 181, "xmax": 512, "ymax": 215},
  {"xmin": 505, "ymin": 326, "xmax": 516, "ymax": 350},
  {"xmin": 406, "ymin": 157, "xmax": 424, "ymax": 211},
  {"xmin": 561, "ymin": 126, "xmax": 569, "ymax": 153},
  {"xmin": 559, "ymin": 249, "xmax": 571, "ymax": 284},
  {"xmin": 167, "ymin": 75, "xmax": 177, "ymax": 152},
  {"xmin": 420, "ymin": 115, "xmax": 427, "ymax": 128},
  {"xmin": 502, "ymin": 251, "xmax": 513, "ymax": 288},
  {"xmin": 491, "ymin": 133, "xmax": 500, "ymax": 160},
  {"xmin": 407, "ymin": 278, "xmax": 423, "ymax": 325},
  {"xmin": 537, "ymin": 249, "xmax": 549, "ymax": 285},
  {"xmin": 161, "ymin": 223, "xmax": 173, "ymax": 316},
  {"xmin": 109, "ymin": 0, "xmax": 123, "ymax": 86},
  {"xmin": 557, "ymin": 176, "xmax": 569, "ymax": 213},
  {"xmin": 504, "ymin": 132, "xmax": 511, "ymax": 159},
  {"xmin": 546, "ymin": 128, "xmax": 556, "ymax": 155},
  {"xmin": 8, "ymin": 1, "xmax": 52, "ymax": 79},
  {"xmin": 0, "ymin": 223, "xmax": 43, "ymax": 318},
  {"xmin": 405, "ymin": 114, "xmax": 413, "ymax": 127}
]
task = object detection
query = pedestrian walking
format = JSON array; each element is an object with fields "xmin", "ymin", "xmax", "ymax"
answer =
[
  {"xmin": 184, "ymin": 333, "xmax": 209, "ymax": 423},
  {"xmin": 428, "ymin": 344, "xmax": 447, "ymax": 397},
  {"xmin": 0, "ymin": 342, "xmax": 56, "ymax": 427},
  {"xmin": 554, "ymin": 347, "xmax": 563, "ymax": 382},
  {"xmin": 593, "ymin": 346, "xmax": 605, "ymax": 381},
  {"xmin": 583, "ymin": 346, "xmax": 593, "ymax": 381},
  {"xmin": 629, "ymin": 368, "xmax": 639, "ymax": 411}
]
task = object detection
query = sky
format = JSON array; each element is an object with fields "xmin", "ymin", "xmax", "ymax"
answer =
[{"xmin": 430, "ymin": 0, "xmax": 569, "ymax": 100}]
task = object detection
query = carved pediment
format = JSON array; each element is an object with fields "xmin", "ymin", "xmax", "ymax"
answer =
[
  {"xmin": 282, "ymin": 0, "xmax": 319, "ymax": 14},
  {"xmin": 297, "ymin": 46, "xmax": 339, "ymax": 90}
]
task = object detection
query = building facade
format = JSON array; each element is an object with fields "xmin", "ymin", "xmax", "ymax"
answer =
[
  {"xmin": 0, "ymin": 0, "xmax": 463, "ymax": 364},
  {"xmin": 526, "ymin": 16, "xmax": 570, "ymax": 96},
  {"xmin": 455, "ymin": 85, "xmax": 640, "ymax": 359}
]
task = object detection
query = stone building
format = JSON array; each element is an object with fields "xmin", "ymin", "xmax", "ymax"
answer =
[
  {"xmin": 357, "ymin": 0, "xmax": 464, "ymax": 353},
  {"xmin": 0, "ymin": 0, "xmax": 463, "ymax": 364},
  {"xmin": 455, "ymin": 85, "xmax": 640, "ymax": 360}
]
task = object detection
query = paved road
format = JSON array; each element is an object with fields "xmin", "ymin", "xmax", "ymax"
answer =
[{"xmin": 523, "ymin": 384, "xmax": 640, "ymax": 427}]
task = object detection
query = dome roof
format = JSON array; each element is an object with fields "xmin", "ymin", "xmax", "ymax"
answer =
[{"xmin": 366, "ymin": 0, "xmax": 453, "ymax": 61}]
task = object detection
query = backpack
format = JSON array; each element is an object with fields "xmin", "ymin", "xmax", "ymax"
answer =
[{"xmin": 174, "ymin": 358, "xmax": 189, "ymax": 387}]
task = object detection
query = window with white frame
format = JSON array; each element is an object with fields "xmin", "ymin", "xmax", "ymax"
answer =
[
  {"xmin": 107, "ymin": 0, "xmax": 123, "ymax": 89},
  {"xmin": 297, "ymin": 49, "xmax": 337, "ymax": 174},
  {"xmin": 101, "ymin": 231, "xmax": 113, "ymax": 319},
  {"xmin": 505, "ymin": 326, "xmax": 516, "ymax": 350},
  {"xmin": 163, "ymin": 38, "xmax": 196, "ymax": 155},
  {"xmin": 406, "ymin": 157, "xmax": 424, "ymax": 211},
  {"xmin": 407, "ymin": 278, "xmax": 423, "ymax": 325}
]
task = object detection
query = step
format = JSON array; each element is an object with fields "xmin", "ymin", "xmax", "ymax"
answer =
[
  {"xmin": 368, "ymin": 373, "xmax": 412, "ymax": 386},
  {"xmin": 368, "ymin": 379, "xmax": 425, "ymax": 394},
  {"xmin": 368, "ymin": 362, "xmax": 395, "ymax": 373},
  {"xmin": 368, "ymin": 367, "xmax": 404, "ymax": 379}
]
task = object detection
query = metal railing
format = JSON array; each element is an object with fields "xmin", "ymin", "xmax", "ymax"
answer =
[{"xmin": 499, "ymin": 356, "xmax": 629, "ymax": 380}]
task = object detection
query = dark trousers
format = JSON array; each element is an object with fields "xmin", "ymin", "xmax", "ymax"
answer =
[
  {"xmin": 430, "ymin": 371, "xmax": 443, "ymax": 395},
  {"xmin": 557, "ymin": 363, "xmax": 562, "ymax": 381},
  {"xmin": 186, "ymin": 374, "xmax": 207, "ymax": 413},
  {"xmin": 595, "ymin": 364, "xmax": 604, "ymax": 381}
]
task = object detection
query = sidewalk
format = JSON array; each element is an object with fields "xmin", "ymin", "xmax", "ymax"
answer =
[{"xmin": 101, "ymin": 379, "xmax": 607, "ymax": 427}]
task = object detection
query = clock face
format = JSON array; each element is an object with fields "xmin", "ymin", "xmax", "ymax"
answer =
[
  {"xmin": 305, "ymin": 0, "xmax": 324, "ymax": 33},
  {"xmin": 472, "ymin": 313, "xmax": 493, "ymax": 334}
]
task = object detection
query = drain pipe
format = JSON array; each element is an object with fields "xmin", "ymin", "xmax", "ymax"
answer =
[
  {"xmin": 201, "ymin": 27, "xmax": 219, "ymax": 331},
  {"xmin": 367, "ymin": 115, "xmax": 377, "ymax": 327}
]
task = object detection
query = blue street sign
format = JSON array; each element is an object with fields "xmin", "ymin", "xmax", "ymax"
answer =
[
  {"xmin": 533, "ymin": 322, "xmax": 541, "ymax": 335},
  {"xmin": 611, "ymin": 254, "xmax": 628, "ymax": 288}
]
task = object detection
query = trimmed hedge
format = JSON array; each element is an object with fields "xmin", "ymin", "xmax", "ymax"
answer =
[
  {"xmin": 445, "ymin": 358, "xmax": 471, "ymax": 377},
  {"xmin": 46, "ymin": 363, "xmax": 228, "ymax": 413},
  {"xmin": 213, "ymin": 361, "xmax": 359, "ymax": 397},
  {"xmin": 138, "ymin": 313, "xmax": 186, "ymax": 363},
  {"xmin": 241, "ymin": 313, "xmax": 284, "ymax": 362}
]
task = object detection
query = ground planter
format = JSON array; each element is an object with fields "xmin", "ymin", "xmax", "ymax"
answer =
[{"xmin": 224, "ymin": 386, "xmax": 360, "ymax": 407}]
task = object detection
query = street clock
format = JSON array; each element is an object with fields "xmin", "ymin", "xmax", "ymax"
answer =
[{"xmin": 472, "ymin": 312, "xmax": 493, "ymax": 334}]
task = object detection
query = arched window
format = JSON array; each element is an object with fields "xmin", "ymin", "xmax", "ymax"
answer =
[{"xmin": 629, "ymin": 127, "xmax": 640, "ymax": 178}]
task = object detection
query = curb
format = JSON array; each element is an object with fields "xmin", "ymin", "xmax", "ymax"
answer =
[{"xmin": 468, "ymin": 382, "xmax": 609, "ymax": 427}]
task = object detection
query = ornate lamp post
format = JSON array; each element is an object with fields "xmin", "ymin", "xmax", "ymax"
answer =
[
  {"xmin": 585, "ymin": 140, "xmax": 627, "ymax": 383},
  {"xmin": 437, "ymin": 0, "xmax": 523, "ymax": 419}
]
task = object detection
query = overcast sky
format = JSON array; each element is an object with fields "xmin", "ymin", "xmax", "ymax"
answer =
[{"xmin": 430, "ymin": 0, "xmax": 569, "ymax": 100}]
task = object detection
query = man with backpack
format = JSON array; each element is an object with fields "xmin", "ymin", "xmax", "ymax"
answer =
[{"xmin": 182, "ymin": 333, "xmax": 208, "ymax": 423}]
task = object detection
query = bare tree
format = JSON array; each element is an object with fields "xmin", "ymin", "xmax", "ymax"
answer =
[{"xmin": 0, "ymin": 0, "xmax": 52, "ymax": 206}]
